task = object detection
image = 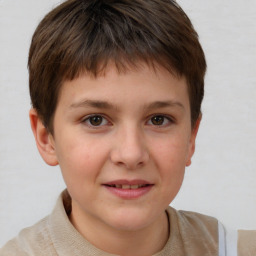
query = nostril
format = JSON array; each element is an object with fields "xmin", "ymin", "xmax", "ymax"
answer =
[{"xmin": 109, "ymin": 136, "xmax": 149, "ymax": 169}]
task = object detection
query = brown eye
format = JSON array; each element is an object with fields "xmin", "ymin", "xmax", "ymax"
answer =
[
  {"xmin": 83, "ymin": 115, "xmax": 109, "ymax": 128},
  {"xmin": 151, "ymin": 116, "xmax": 165, "ymax": 125},
  {"xmin": 89, "ymin": 116, "xmax": 103, "ymax": 126},
  {"xmin": 148, "ymin": 115, "xmax": 172, "ymax": 126}
]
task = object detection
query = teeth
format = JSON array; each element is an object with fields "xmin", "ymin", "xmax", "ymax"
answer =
[
  {"xmin": 110, "ymin": 184, "xmax": 147, "ymax": 189},
  {"xmin": 122, "ymin": 184, "xmax": 130, "ymax": 189}
]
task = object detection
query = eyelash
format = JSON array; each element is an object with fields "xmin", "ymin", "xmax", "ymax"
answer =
[
  {"xmin": 81, "ymin": 114, "xmax": 110, "ymax": 128},
  {"xmin": 81, "ymin": 114, "xmax": 174, "ymax": 128},
  {"xmin": 146, "ymin": 114, "xmax": 174, "ymax": 127}
]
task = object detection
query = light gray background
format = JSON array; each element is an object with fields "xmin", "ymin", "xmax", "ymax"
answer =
[{"xmin": 0, "ymin": 0, "xmax": 255, "ymax": 247}]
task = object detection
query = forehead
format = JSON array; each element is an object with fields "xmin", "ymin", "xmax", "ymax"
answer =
[
  {"xmin": 57, "ymin": 63, "xmax": 190, "ymax": 112},
  {"xmin": 62, "ymin": 61, "xmax": 186, "ymax": 92}
]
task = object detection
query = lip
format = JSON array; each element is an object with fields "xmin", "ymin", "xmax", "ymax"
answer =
[
  {"xmin": 105, "ymin": 179, "xmax": 152, "ymax": 186},
  {"xmin": 102, "ymin": 179, "xmax": 154, "ymax": 199}
]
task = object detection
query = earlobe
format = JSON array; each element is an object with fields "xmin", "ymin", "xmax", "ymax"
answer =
[
  {"xmin": 186, "ymin": 116, "xmax": 201, "ymax": 167},
  {"xmin": 29, "ymin": 109, "xmax": 58, "ymax": 166}
]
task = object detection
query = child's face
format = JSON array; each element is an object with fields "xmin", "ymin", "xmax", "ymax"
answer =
[{"xmin": 40, "ymin": 63, "xmax": 199, "ymax": 233}]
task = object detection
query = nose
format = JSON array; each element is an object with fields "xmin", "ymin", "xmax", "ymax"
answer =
[{"xmin": 110, "ymin": 125, "xmax": 149, "ymax": 170}]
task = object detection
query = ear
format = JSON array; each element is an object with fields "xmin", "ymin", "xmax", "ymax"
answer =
[
  {"xmin": 29, "ymin": 109, "xmax": 58, "ymax": 166},
  {"xmin": 186, "ymin": 116, "xmax": 201, "ymax": 167}
]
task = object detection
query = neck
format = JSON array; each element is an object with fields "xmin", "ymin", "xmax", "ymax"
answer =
[{"xmin": 70, "ymin": 205, "xmax": 169, "ymax": 256}]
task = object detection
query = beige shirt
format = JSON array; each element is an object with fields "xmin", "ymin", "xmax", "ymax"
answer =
[{"xmin": 0, "ymin": 190, "xmax": 255, "ymax": 256}]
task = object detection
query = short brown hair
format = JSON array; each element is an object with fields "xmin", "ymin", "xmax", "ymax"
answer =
[{"xmin": 28, "ymin": 0, "xmax": 206, "ymax": 133}]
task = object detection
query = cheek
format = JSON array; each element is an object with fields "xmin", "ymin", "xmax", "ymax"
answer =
[
  {"xmin": 157, "ymin": 143, "xmax": 186, "ymax": 184},
  {"xmin": 152, "ymin": 136, "xmax": 189, "ymax": 168},
  {"xmin": 150, "ymin": 137, "xmax": 188, "ymax": 198},
  {"xmin": 55, "ymin": 136, "xmax": 110, "ymax": 181}
]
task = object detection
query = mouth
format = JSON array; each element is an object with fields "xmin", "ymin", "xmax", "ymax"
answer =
[
  {"xmin": 104, "ymin": 184, "xmax": 151, "ymax": 189},
  {"xmin": 103, "ymin": 180, "xmax": 154, "ymax": 199}
]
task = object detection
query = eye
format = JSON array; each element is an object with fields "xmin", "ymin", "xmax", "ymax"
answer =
[
  {"xmin": 147, "ymin": 115, "xmax": 173, "ymax": 126},
  {"xmin": 83, "ymin": 115, "xmax": 109, "ymax": 127}
]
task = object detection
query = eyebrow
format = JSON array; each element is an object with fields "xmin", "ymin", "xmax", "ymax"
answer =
[
  {"xmin": 145, "ymin": 101, "xmax": 184, "ymax": 111},
  {"xmin": 70, "ymin": 99, "xmax": 184, "ymax": 111},
  {"xmin": 70, "ymin": 99, "xmax": 116, "ymax": 110}
]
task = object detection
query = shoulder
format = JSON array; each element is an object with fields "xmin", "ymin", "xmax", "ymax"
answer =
[
  {"xmin": 172, "ymin": 209, "xmax": 256, "ymax": 256},
  {"xmin": 164, "ymin": 207, "xmax": 219, "ymax": 256},
  {"xmin": 171, "ymin": 207, "xmax": 219, "ymax": 237},
  {"xmin": 0, "ymin": 216, "xmax": 57, "ymax": 256},
  {"xmin": 0, "ymin": 191, "xmax": 70, "ymax": 256}
]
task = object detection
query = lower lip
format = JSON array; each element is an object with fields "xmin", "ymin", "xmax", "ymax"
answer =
[{"xmin": 104, "ymin": 185, "xmax": 153, "ymax": 199}]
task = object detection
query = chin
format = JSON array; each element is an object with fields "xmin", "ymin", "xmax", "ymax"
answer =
[{"xmin": 105, "ymin": 207, "xmax": 158, "ymax": 232}]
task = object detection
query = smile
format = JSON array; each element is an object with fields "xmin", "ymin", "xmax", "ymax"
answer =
[
  {"xmin": 105, "ymin": 184, "xmax": 149, "ymax": 189},
  {"xmin": 103, "ymin": 180, "xmax": 153, "ymax": 199}
]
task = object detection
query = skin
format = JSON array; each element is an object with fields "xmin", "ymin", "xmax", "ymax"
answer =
[{"xmin": 30, "ymin": 63, "xmax": 200, "ymax": 256}]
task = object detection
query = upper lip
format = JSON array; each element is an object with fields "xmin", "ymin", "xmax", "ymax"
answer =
[{"xmin": 103, "ymin": 179, "xmax": 153, "ymax": 186}]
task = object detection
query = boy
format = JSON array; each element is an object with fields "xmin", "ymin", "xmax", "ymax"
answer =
[{"xmin": 0, "ymin": 0, "xmax": 255, "ymax": 255}]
